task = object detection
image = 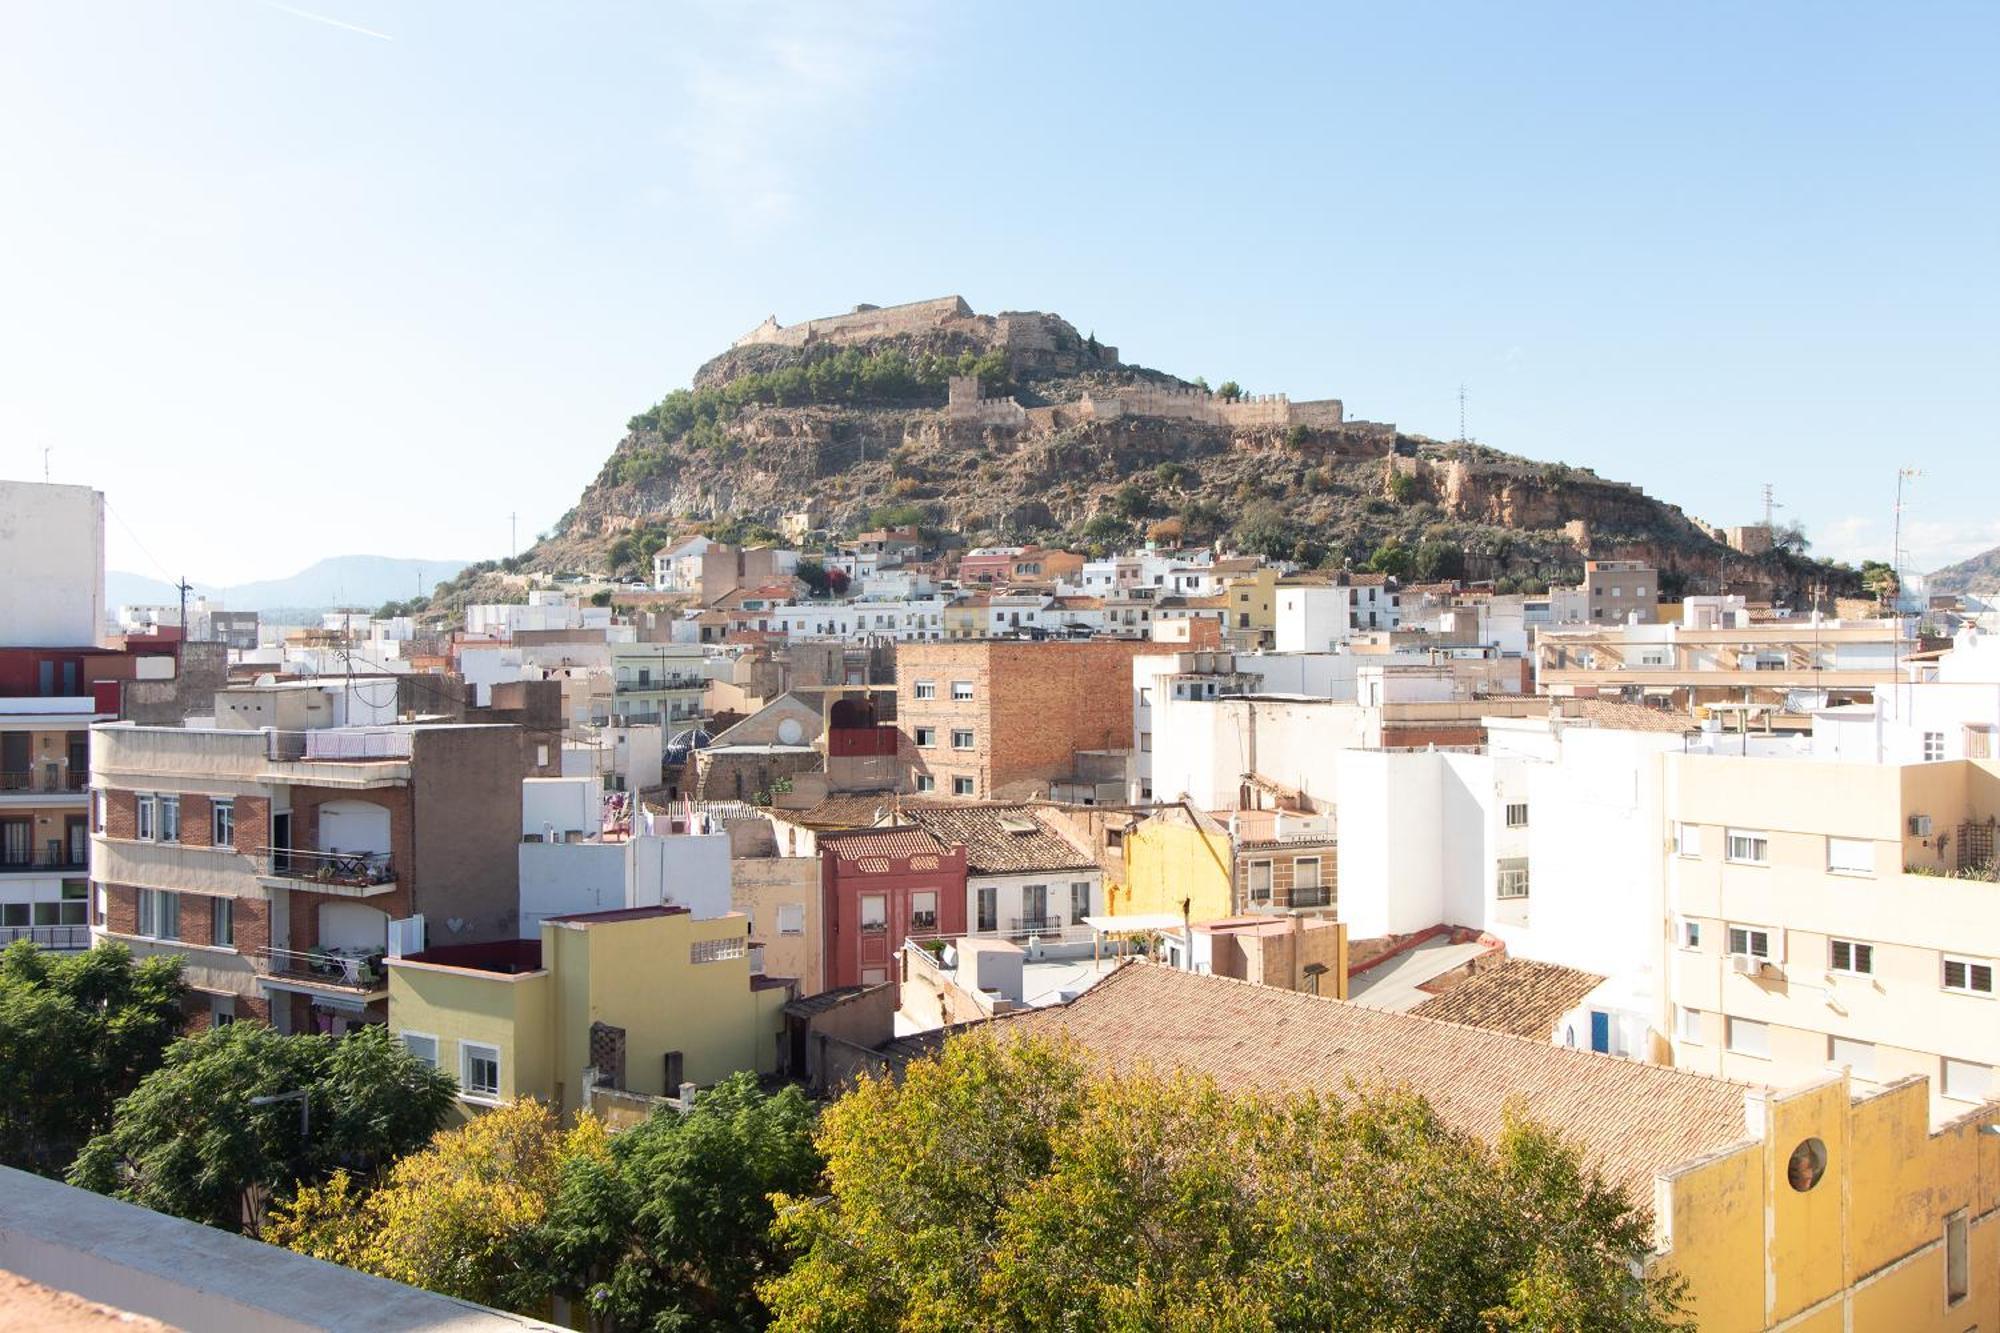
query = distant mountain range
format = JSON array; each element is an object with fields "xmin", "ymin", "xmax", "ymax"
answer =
[
  {"xmin": 108, "ymin": 555, "xmax": 474, "ymax": 614},
  {"xmin": 1928, "ymin": 545, "xmax": 2000, "ymax": 599}
]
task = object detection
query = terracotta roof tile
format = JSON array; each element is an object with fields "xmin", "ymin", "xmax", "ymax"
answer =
[
  {"xmin": 991, "ymin": 963, "xmax": 1757, "ymax": 1197},
  {"xmin": 1409, "ymin": 958, "xmax": 1607, "ymax": 1040},
  {"xmin": 818, "ymin": 826, "xmax": 951, "ymax": 862},
  {"xmin": 896, "ymin": 804, "xmax": 1097, "ymax": 875},
  {"xmin": 1558, "ymin": 699, "xmax": 1700, "ymax": 734}
]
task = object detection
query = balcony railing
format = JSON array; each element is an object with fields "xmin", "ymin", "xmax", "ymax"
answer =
[
  {"xmin": 1010, "ymin": 916, "xmax": 1065, "ymax": 935},
  {"xmin": 1291, "ymin": 887, "xmax": 1333, "ymax": 909},
  {"xmin": 0, "ymin": 847, "xmax": 90, "ymax": 872},
  {"xmin": 0, "ymin": 770, "xmax": 87, "ymax": 794},
  {"xmin": 260, "ymin": 945, "xmax": 387, "ymax": 991},
  {"xmin": 0, "ymin": 923, "xmax": 91, "ymax": 950},
  {"xmin": 258, "ymin": 847, "xmax": 394, "ymax": 888}
]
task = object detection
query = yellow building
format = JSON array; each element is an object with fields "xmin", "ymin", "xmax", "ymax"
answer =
[
  {"xmin": 1004, "ymin": 962, "xmax": 2000, "ymax": 1333},
  {"xmin": 387, "ymin": 905, "xmax": 792, "ymax": 1118},
  {"xmin": 1110, "ymin": 805, "xmax": 1234, "ymax": 923},
  {"xmin": 1215, "ymin": 563, "xmax": 1279, "ymax": 645}
]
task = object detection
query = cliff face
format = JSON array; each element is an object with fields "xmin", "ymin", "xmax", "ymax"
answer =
[{"xmin": 528, "ymin": 298, "xmax": 1855, "ymax": 605}]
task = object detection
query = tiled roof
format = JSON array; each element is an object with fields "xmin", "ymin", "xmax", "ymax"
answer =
[
  {"xmin": 993, "ymin": 964, "xmax": 1757, "ymax": 1197},
  {"xmin": 772, "ymin": 792, "xmax": 903, "ymax": 829},
  {"xmin": 1558, "ymin": 699, "xmax": 1699, "ymax": 734},
  {"xmin": 896, "ymin": 804, "xmax": 1098, "ymax": 875},
  {"xmin": 1344, "ymin": 572, "xmax": 1392, "ymax": 586},
  {"xmin": 1409, "ymin": 958, "xmax": 1607, "ymax": 1040},
  {"xmin": 819, "ymin": 826, "xmax": 951, "ymax": 862}
]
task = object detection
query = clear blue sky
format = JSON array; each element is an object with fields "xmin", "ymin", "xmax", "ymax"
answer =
[{"xmin": 3, "ymin": 1, "xmax": 1994, "ymax": 586}]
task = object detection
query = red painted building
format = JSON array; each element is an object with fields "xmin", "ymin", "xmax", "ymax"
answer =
[{"xmin": 817, "ymin": 826, "xmax": 967, "ymax": 988}]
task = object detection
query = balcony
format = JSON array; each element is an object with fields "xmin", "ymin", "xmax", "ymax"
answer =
[
  {"xmin": 0, "ymin": 769, "xmax": 87, "ymax": 796},
  {"xmin": 256, "ymin": 847, "xmax": 397, "ymax": 897},
  {"xmin": 0, "ymin": 846, "xmax": 90, "ymax": 874},
  {"xmin": 259, "ymin": 945, "xmax": 388, "ymax": 994},
  {"xmin": 1010, "ymin": 916, "xmax": 1065, "ymax": 935},
  {"xmin": 1291, "ymin": 886, "xmax": 1333, "ymax": 909},
  {"xmin": 0, "ymin": 923, "xmax": 91, "ymax": 950}
]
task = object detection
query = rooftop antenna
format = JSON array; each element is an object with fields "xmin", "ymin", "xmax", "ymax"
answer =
[
  {"xmin": 509, "ymin": 512, "xmax": 519, "ymax": 561},
  {"xmin": 1761, "ymin": 483, "xmax": 1783, "ymax": 530},
  {"xmin": 43, "ymin": 447, "xmax": 51, "ymax": 482},
  {"xmin": 1456, "ymin": 383, "xmax": 1468, "ymax": 444},
  {"xmin": 1892, "ymin": 466, "xmax": 1922, "ymax": 716}
]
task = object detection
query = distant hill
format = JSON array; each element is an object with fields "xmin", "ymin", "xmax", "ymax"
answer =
[
  {"xmin": 108, "ymin": 555, "xmax": 473, "ymax": 614},
  {"xmin": 1928, "ymin": 545, "xmax": 2000, "ymax": 598}
]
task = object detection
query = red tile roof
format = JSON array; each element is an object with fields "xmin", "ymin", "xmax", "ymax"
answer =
[{"xmin": 819, "ymin": 826, "xmax": 951, "ymax": 862}]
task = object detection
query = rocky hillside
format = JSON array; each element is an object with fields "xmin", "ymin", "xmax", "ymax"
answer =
[
  {"xmin": 1929, "ymin": 545, "xmax": 2000, "ymax": 599},
  {"xmin": 512, "ymin": 297, "xmax": 1853, "ymax": 604}
]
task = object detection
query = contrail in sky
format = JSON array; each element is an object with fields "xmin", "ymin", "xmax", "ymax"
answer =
[{"xmin": 256, "ymin": 0, "xmax": 394, "ymax": 41}]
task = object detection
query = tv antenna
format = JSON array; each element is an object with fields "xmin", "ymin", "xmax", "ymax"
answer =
[
  {"xmin": 1760, "ymin": 483, "xmax": 1783, "ymax": 530},
  {"xmin": 1892, "ymin": 467, "xmax": 1922, "ymax": 610},
  {"xmin": 1457, "ymin": 383, "xmax": 1468, "ymax": 444},
  {"xmin": 509, "ymin": 512, "xmax": 518, "ymax": 560}
]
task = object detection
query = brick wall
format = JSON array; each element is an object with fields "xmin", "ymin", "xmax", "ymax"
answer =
[
  {"xmin": 105, "ymin": 789, "xmax": 137, "ymax": 840},
  {"xmin": 106, "ymin": 882, "xmax": 138, "ymax": 935},
  {"xmin": 1233, "ymin": 844, "xmax": 1337, "ymax": 913},
  {"xmin": 180, "ymin": 794, "xmax": 212, "ymax": 848}
]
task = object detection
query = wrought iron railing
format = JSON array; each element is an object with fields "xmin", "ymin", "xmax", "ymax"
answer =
[
  {"xmin": 0, "ymin": 923, "xmax": 91, "ymax": 949},
  {"xmin": 0, "ymin": 770, "xmax": 87, "ymax": 793},
  {"xmin": 260, "ymin": 945, "xmax": 386, "ymax": 989},
  {"xmin": 0, "ymin": 847, "xmax": 90, "ymax": 872},
  {"xmin": 259, "ymin": 847, "xmax": 393, "ymax": 887}
]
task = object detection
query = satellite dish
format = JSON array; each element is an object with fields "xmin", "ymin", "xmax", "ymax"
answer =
[{"xmin": 776, "ymin": 717, "xmax": 804, "ymax": 745}]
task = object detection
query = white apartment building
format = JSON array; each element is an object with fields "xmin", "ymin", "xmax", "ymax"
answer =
[
  {"xmin": 651, "ymin": 535, "xmax": 716, "ymax": 592},
  {"xmin": 517, "ymin": 775, "xmax": 731, "ymax": 935},
  {"xmin": 608, "ymin": 642, "xmax": 709, "ymax": 728},
  {"xmin": 2, "ymin": 697, "xmax": 104, "ymax": 950},
  {"xmin": 465, "ymin": 591, "xmax": 614, "ymax": 640},
  {"xmin": 1274, "ymin": 578, "xmax": 1400, "ymax": 652},
  {"xmin": 0, "ymin": 480, "xmax": 106, "ymax": 648}
]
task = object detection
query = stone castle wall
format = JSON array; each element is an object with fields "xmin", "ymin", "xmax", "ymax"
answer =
[
  {"xmin": 734, "ymin": 295, "xmax": 975, "ymax": 350},
  {"xmin": 950, "ymin": 378, "xmax": 1349, "ymax": 433},
  {"xmin": 947, "ymin": 375, "xmax": 1029, "ymax": 430}
]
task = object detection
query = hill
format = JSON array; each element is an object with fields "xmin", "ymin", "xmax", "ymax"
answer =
[
  {"xmin": 108, "ymin": 555, "xmax": 472, "ymax": 615},
  {"xmin": 1928, "ymin": 545, "xmax": 2000, "ymax": 599},
  {"xmin": 502, "ymin": 295, "xmax": 1853, "ymax": 605}
]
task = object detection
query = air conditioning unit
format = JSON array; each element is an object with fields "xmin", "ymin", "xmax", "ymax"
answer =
[{"xmin": 1731, "ymin": 953, "xmax": 1765, "ymax": 977}]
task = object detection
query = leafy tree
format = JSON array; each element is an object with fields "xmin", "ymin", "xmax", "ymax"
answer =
[
  {"xmin": 1146, "ymin": 517, "xmax": 1185, "ymax": 546},
  {"xmin": 1368, "ymin": 539, "xmax": 1415, "ymax": 579},
  {"xmin": 1284, "ymin": 424, "xmax": 1311, "ymax": 448},
  {"xmin": 1413, "ymin": 538, "xmax": 1466, "ymax": 582},
  {"xmin": 867, "ymin": 503, "xmax": 927, "ymax": 532},
  {"xmin": 1113, "ymin": 482, "xmax": 1152, "ymax": 521},
  {"xmin": 1772, "ymin": 522, "xmax": 1811, "ymax": 555},
  {"xmin": 0, "ymin": 941, "xmax": 188, "ymax": 1177},
  {"xmin": 1152, "ymin": 461, "xmax": 1191, "ymax": 491},
  {"xmin": 69, "ymin": 1023, "xmax": 455, "ymax": 1232},
  {"xmin": 526, "ymin": 1073, "xmax": 821, "ymax": 1331},
  {"xmin": 1081, "ymin": 512, "xmax": 1130, "ymax": 543},
  {"xmin": 761, "ymin": 1034, "xmax": 1686, "ymax": 1332},
  {"xmin": 794, "ymin": 559, "xmax": 831, "ymax": 597},
  {"xmin": 1861, "ymin": 559, "xmax": 1899, "ymax": 603},
  {"xmin": 1386, "ymin": 468, "xmax": 1419, "ymax": 504},
  {"xmin": 268, "ymin": 1098, "xmax": 609, "ymax": 1310},
  {"xmin": 1216, "ymin": 380, "xmax": 1242, "ymax": 401},
  {"xmin": 1232, "ymin": 501, "xmax": 1295, "ymax": 562},
  {"xmin": 589, "ymin": 589, "xmax": 614, "ymax": 607}
]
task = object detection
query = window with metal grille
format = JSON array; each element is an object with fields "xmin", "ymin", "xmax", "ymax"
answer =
[
  {"xmin": 1828, "ymin": 939, "xmax": 1873, "ymax": 975},
  {"xmin": 1496, "ymin": 858, "xmax": 1530, "ymax": 899},
  {"xmin": 1727, "ymin": 925, "xmax": 1773, "ymax": 959},
  {"xmin": 1504, "ymin": 803, "xmax": 1529, "ymax": 828},
  {"xmin": 1943, "ymin": 956, "xmax": 1994, "ymax": 995}
]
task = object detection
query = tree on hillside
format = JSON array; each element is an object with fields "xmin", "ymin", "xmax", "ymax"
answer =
[
  {"xmin": 794, "ymin": 559, "xmax": 831, "ymax": 597},
  {"xmin": 267, "ymin": 1098, "xmax": 609, "ymax": 1309},
  {"xmin": 523, "ymin": 1073, "xmax": 821, "ymax": 1331},
  {"xmin": 69, "ymin": 1023, "xmax": 455, "ymax": 1232},
  {"xmin": 0, "ymin": 941, "xmax": 188, "ymax": 1176},
  {"xmin": 1861, "ymin": 559, "xmax": 1899, "ymax": 604},
  {"xmin": 1216, "ymin": 380, "xmax": 1242, "ymax": 401},
  {"xmin": 761, "ymin": 1034, "xmax": 1686, "ymax": 1332}
]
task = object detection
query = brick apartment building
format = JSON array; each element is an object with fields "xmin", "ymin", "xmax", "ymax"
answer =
[
  {"xmin": 817, "ymin": 826, "xmax": 967, "ymax": 988},
  {"xmin": 91, "ymin": 684, "xmax": 532, "ymax": 1032},
  {"xmin": 896, "ymin": 640, "xmax": 1150, "ymax": 801}
]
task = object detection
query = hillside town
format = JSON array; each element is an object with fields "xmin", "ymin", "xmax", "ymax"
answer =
[{"xmin": 6, "ymin": 468, "xmax": 2000, "ymax": 1329}]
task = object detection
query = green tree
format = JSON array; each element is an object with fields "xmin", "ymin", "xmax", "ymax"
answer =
[
  {"xmin": 761, "ymin": 1034, "xmax": 1686, "ymax": 1332},
  {"xmin": 1860, "ymin": 559, "xmax": 1899, "ymax": 604},
  {"xmin": 0, "ymin": 941, "xmax": 188, "ymax": 1177},
  {"xmin": 526, "ymin": 1073, "xmax": 821, "ymax": 1331},
  {"xmin": 1386, "ymin": 468, "xmax": 1418, "ymax": 504},
  {"xmin": 1413, "ymin": 538, "xmax": 1466, "ymax": 582},
  {"xmin": 1232, "ymin": 501, "xmax": 1294, "ymax": 561},
  {"xmin": 1216, "ymin": 380, "xmax": 1242, "ymax": 401},
  {"xmin": 69, "ymin": 1023, "xmax": 454, "ymax": 1232},
  {"xmin": 794, "ymin": 559, "xmax": 831, "ymax": 597},
  {"xmin": 1113, "ymin": 482, "xmax": 1152, "ymax": 521},
  {"xmin": 1152, "ymin": 461, "xmax": 1191, "ymax": 491},
  {"xmin": 1368, "ymin": 539, "xmax": 1414, "ymax": 579}
]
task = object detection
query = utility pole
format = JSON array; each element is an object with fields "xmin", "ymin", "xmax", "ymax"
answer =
[
  {"xmin": 174, "ymin": 577, "xmax": 192, "ymax": 646},
  {"xmin": 43, "ymin": 447, "xmax": 50, "ymax": 482},
  {"xmin": 509, "ymin": 512, "xmax": 518, "ymax": 561},
  {"xmin": 1457, "ymin": 384, "xmax": 1468, "ymax": 444},
  {"xmin": 1761, "ymin": 483, "xmax": 1782, "ymax": 531}
]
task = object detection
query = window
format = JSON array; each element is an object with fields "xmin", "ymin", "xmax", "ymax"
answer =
[
  {"xmin": 777, "ymin": 904, "xmax": 805, "ymax": 936},
  {"xmin": 136, "ymin": 889, "xmax": 179, "ymax": 940},
  {"xmin": 952, "ymin": 777, "xmax": 974, "ymax": 797},
  {"xmin": 1924, "ymin": 731, "xmax": 1946, "ymax": 763},
  {"xmin": 913, "ymin": 680, "xmax": 937, "ymax": 700},
  {"xmin": 400, "ymin": 1032, "xmax": 439, "ymax": 1067},
  {"xmin": 1826, "ymin": 837, "xmax": 1874, "ymax": 876},
  {"xmin": 211, "ymin": 799, "xmax": 234, "ymax": 849},
  {"xmin": 1071, "ymin": 880, "xmax": 1091, "ymax": 920},
  {"xmin": 1727, "ymin": 924, "xmax": 1775, "ymax": 959},
  {"xmin": 1676, "ymin": 1006, "xmax": 1702, "ymax": 1044},
  {"xmin": 1024, "ymin": 883, "xmax": 1049, "ymax": 927},
  {"xmin": 915, "ymin": 774, "xmax": 936, "ymax": 793},
  {"xmin": 1246, "ymin": 860, "xmax": 1273, "ymax": 904},
  {"xmin": 460, "ymin": 1041, "xmax": 501, "ymax": 1101},
  {"xmin": 950, "ymin": 729, "xmax": 974, "ymax": 750},
  {"xmin": 1139, "ymin": 731, "xmax": 1152, "ymax": 753},
  {"xmin": 158, "ymin": 796, "xmax": 180, "ymax": 843},
  {"xmin": 1828, "ymin": 1035, "xmax": 1875, "ymax": 1078},
  {"xmin": 1674, "ymin": 823, "xmax": 1702, "ymax": 858},
  {"xmin": 911, "ymin": 891, "xmax": 937, "ymax": 931},
  {"xmin": 1496, "ymin": 858, "xmax": 1530, "ymax": 900},
  {"xmin": 977, "ymin": 885, "xmax": 997, "ymax": 932},
  {"xmin": 1828, "ymin": 939, "xmax": 1873, "ymax": 975},
  {"xmin": 1294, "ymin": 858, "xmax": 1321, "ymax": 892},
  {"xmin": 951, "ymin": 681, "xmax": 973, "ymax": 701},
  {"xmin": 1943, "ymin": 956, "xmax": 1995, "ymax": 995},
  {"xmin": 136, "ymin": 795, "xmax": 155, "ymax": 842},
  {"xmin": 1505, "ymin": 802, "xmax": 1529, "ymax": 829},
  {"xmin": 1946, "ymin": 1210, "xmax": 1969, "ymax": 1305},
  {"xmin": 914, "ymin": 726, "xmax": 936, "ymax": 747},
  {"xmin": 211, "ymin": 896, "xmax": 234, "ymax": 947},
  {"xmin": 1944, "ymin": 1058, "xmax": 1991, "ymax": 1103},
  {"xmin": 1725, "ymin": 829, "xmax": 1768, "ymax": 865},
  {"xmin": 1677, "ymin": 919, "xmax": 1702, "ymax": 950},
  {"xmin": 690, "ymin": 936, "xmax": 746, "ymax": 963},
  {"xmin": 1726, "ymin": 1017, "xmax": 1770, "ymax": 1059},
  {"xmin": 859, "ymin": 895, "xmax": 887, "ymax": 933}
]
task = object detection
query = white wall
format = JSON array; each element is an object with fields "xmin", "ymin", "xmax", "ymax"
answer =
[
  {"xmin": 0, "ymin": 481, "xmax": 105, "ymax": 648},
  {"xmin": 523, "ymin": 775, "xmax": 601, "ymax": 838},
  {"xmin": 518, "ymin": 831, "xmax": 732, "ymax": 937}
]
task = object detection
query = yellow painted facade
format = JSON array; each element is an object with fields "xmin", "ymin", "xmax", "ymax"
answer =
[
  {"xmin": 1653, "ymin": 1073, "xmax": 2000, "ymax": 1331},
  {"xmin": 1111, "ymin": 811, "xmax": 1234, "ymax": 923},
  {"xmin": 1220, "ymin": 567, "xmax": 1279, "ymax": 638},
  {"xmin": 388, "ymin": 908, "xmax": 789, "ymax": 1119}
]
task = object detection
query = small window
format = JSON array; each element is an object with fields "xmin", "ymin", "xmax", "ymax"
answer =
[
  {"xmin": 1293, "ymin": 858, "xmax": 1320, "ymax": 891},
  {"xmin": 158, "ymin": 796, "xmax": 180, "ymax": 844},
  {"xmin": 1726, "ymin": 1017, "xmax": 1770, "ymax": 1059},
  {"xmin": 859, "ymin": 895, "xmax": 887, "ymax": 933},
  {"xmin": 1139, "ymin": 732, "xmax": 1152, "ymax": 753},
  {"xmin": 977, "ymin": 885, "xmax": 997, "ymax": 932},
  {"xmin": 1674, "ymin": 823, "xmax": 1702, "ymax": 857},
  {"xmin": 914, "ymin": 774, "xmax": 936, "ymax": 793},
  {"xmin": 1924, "ymin": 731, "xmax": 1947, "ymax": 763},
  {"xmin": 1246, "ymin": 860, "xmax": 1273, "ymax": 904},
  {"xmin": 400, "ymin": 1032, "xmax": 439, "ymax": 1068},
  {"xmin": 1946, "ymin": 1210, "xmax": 1969, "ymax": 1305},
  {"xmin": 777, "ymin": 904, "xmax": 805, "ymax": 936},
  {"xmin": 951, "ymin": 729, "xmax": 974, "ymax": 750},
  {"xmin": 1677, "ymin": 919, "xmax": 1702, "ymax": 950},
  {"xmin": 1676, "ymin": 1006, "xmax": 1702, "ymax": 1044},
  {"xmin": 1496, "ymin": 858, "xmax": 1530, "ymax": 900},
  {"xmin": 1943, "ymin": 956, "xmax": 1995, "ymax": 996},
  {"xmin": 951, "ymin": 681, "xmax": 973, "ymax": 701},
  {"xmin": 1829, "ymin": 939, "xmax": 1873, "ymax": 975},
  {"xmin": 911, "ymin": 891, "xmax": 937, "ymax": 931},
  {"xmin": 460, "ymin": 1041, "xmax": 501, "ymax": 1100},
  {"xmin": 1727, "ymin": 925, "xmax": 1774, "ymax": 959},
  {"xmin": 212, "ymin": 799, "xmax": 235, "ymax": 849},
  {"xmin": 1725, "ymin": 829, "xmax": 1768, "ymax": 865},
  {"xmin": 952, "ymin": 777, "xmax": 974, "ymax": 797},
  {"xmin": 1504, "ymin": 802, "xmax": 1529, "ymax": 829},
  {"xmin": 136, "ymin": 795, "xmax": 156, "ymax": 842},
  {"xmin": 1828, "ymin": 1035, "xmax": 1874, "ymax": 1078},
  {"xmin": 914, "ymin": 727, "xmax": 936, "ymax": 748},
  {"xmin": 136, "ymin": 888, "xmax": 179, "ymax": 941},
  {"xmin": 1944, "ymin": 1058, "xmax": 1991, "ymax": 1103},
  {"xmin": 211, "ymin": 896, "xmax": 234, "ymax": 948},
  {"xmin": 913, "ymin": 680, "xmax": 937, "ymax": 700},
  {"xmin": 1826, "ymin": 837, "xmax": 1874, "ymax": 876}
]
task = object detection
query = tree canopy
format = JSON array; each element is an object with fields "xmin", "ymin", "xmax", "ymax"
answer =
[
  {"xmin": 69, "ymin": 1022, "xmax": 455, "ymax": 1232},
  {"xmin": 760, "ymin": 1034, "xmax": 1687, "ymax": 1332},
  {"xmin": 0, "ymin": 940, "xmax": 188, "ymax": 1176}
]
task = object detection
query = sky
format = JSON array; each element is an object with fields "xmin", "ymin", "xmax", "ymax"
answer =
[{"xmin": 2, "ymin": 1, "xmax": 1995, "ymax": 587}]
